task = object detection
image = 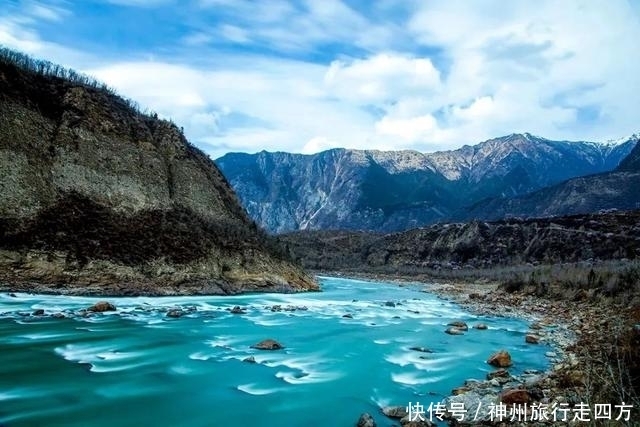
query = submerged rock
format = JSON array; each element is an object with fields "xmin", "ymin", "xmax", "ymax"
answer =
[
  {"xmin": 474, "ymin": 323, "xmax": 488, "ymax": 330},
  {"xmin": 384, "ymin": 301, "xmax": 396, "ymax": 307},
  {"xmin": 87, "ymin": 301, "xmax": 116, "ymax": 312},
  {"xmin": 342, "ymin": 314, "xmax": 353, "ymax": 319},
  {"xmin": 251, "ymin": 339, "xmax": 284, "ymax": 350},
  {"xmin": 487, "ymin": 350, "xmax": 512, "ymax": 367},
  {"xmin": 166, "ymin": 309, "xmax": 184, "ymax": 318},
  {"xmin": 409, "ymin": 346, "xmax": 433, "ymax": 353},
  {"xmin": 445, "ymin": 327, "xmax": 464, "ymax": 335},
  {"xmin": 230, "ymin": 306, "xmax": 246, "ymax": 314},
  {"xmin": 32, "ymin": 309, "xmax": 44, "ymax": 316},
  {"xmin": 356, "ymin": 413, "xmax": 376, "ymax": 427},
  {"xmin": 242, "ymin": 356, "xmax": 256, "ymax": 364}
]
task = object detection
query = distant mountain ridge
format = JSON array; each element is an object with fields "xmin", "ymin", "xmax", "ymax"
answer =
[{"xmin": 216, "ymin": 133, "xmax": 638, "ymax": 232}]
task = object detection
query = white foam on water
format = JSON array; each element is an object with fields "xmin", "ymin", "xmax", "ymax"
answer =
[
  {"xmin": 247, "ymin": 316, "xmax": 292, "ymax": 327},
  {"xmin": 391, "ymin": 371, "xmax": 430, "ymax": 386},
  {"xmin": 274, "ymin": 370, "xmax": 341, "ymax": 385},
  {"xmin": 89, "ymin": 361, "xmax": 150, "ymax": 373},
  {"xmin": 370, "ymin": 390, "xmax": 392, "ymax": 409},
  {"xmin": 54, "ymin": 343, "xmax": 117, "ymax": 364},
  {"xmin": 0, "ymin": 387, "xmax": 43, "ymax": 401},
  {"xmin": 373, "ymin": 339, "xmax": 390, "ymax": 345},
  {"xmin": 188, "ymin": 352, "xmax": 211, "ymax": 361},
  {"xmin": 237, "ymin": 383, "xmax": 280, "ymax": 396},
  {"xmin": 169, "ymin": 364, "xmax": 193, "ymax": 375},
  {"xmin": 206, "ymin": 335, "xmax": 241, "ymax": 350},
  {"xmin": 7, "ymin": 331, "xmax": 74, "ymax": 343}
]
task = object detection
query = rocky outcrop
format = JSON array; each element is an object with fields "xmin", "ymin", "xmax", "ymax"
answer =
[{"xmin": 0, "ymin": 48, "xmax": 317, "ymax": 296}]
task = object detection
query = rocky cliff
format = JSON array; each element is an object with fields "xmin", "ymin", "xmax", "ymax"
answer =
[
  {"xmin": 0, "ymin": 48, "xmax": 317, "ymax": 295},
  {"xmin": 216, "ymin": 134, "xmax": 636, "ymax": 233}
]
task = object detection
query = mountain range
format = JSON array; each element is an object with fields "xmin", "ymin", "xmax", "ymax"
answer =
[{"xmin": 216, "ymin": 133, "xmax": 639, "ymax": 232}]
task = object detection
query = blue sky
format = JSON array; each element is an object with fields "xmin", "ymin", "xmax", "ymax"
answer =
[{"xmin": 1, "ymin": 0, "xmax": 640, "ymax": 158}]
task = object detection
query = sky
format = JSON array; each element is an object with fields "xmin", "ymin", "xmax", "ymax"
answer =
[{"xmin": 1, "ymin": 0, "xmax": 640, "ymax": 159}]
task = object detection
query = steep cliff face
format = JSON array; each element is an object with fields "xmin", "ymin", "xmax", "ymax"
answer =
[
  {"xmin": 216, "ymin": 134, "xmax": 636, "ymax": 233},
  {"xmin": 0, "ymin": 49, "xmax": 317, "ymax": 295}
]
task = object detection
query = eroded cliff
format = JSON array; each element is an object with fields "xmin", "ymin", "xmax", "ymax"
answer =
[{"xmin": 0, "ymin": 49, "xmax": 317, "ymax": 295}]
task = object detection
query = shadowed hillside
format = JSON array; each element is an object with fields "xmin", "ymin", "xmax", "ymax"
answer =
[{"xmin": 0, "ymin": 47, "xmax": 317, "ymax": 295}]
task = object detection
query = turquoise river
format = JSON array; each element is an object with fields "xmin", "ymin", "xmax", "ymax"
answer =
[{"xmin": 0, "ymin": 277, "xmax": 551, "ymax": 426}]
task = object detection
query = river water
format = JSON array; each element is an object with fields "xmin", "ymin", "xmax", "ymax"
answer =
[{"xmin": 0, "ymin": 276, "xmax": 550, "ymax": 426}]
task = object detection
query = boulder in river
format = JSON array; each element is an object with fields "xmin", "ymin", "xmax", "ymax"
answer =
[
  {"xmin": 166, "ymin": 309, "xmax": 184, "ymax": 318},
  {"xmin": 487, "ymin": 350, "xmax": 512, "ymax": 367},
  {"xmin": 356, "ymin": 412, "xmax": 376, "ymax": 427},
  {"xmin": 525, "ymin": 334, "xmax": 540, "ymax": 344},
  {"xmin": 445, "ymin": 327, "xmax": 464, "ymax": 335},
  {"xmin": 230, "ymin": 306, "xmax": 246, "ymax": 314},
  {"xmin": 242, "ymin": 356, "xmax": 256, "ymax": 364},
  {"xmin": 32, "ymin": 309, "xmax": 45, "ymax": 316},
  {"xmin": 382, "ymin": 406, "xmax": 407, "ymax": 418},
  {"xmin": 87, "ymin": 301, "xmax": 116, "ymax": 312},
  {"xmin": 342, "ymin": 314, "xmax": 353, "ymax": 319},
  {"xmin": 251, "ymin": 339, "xmax": 284, "ymax": 350},
  {"xmin": 474, "ymin": 323, "xmax": 488, "ymax": 330},
  {"xmin": 447, "ymin": 321, "xmax": 468, "ymax": 331}
]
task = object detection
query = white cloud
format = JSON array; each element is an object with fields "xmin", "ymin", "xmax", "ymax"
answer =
[
  {"xmin": 324, "ymin": 54, "xmax": 441, "ymax": 104},
  {"xmin": 1, "ymin": 0, "xmax": 639, "ymax": 158}
]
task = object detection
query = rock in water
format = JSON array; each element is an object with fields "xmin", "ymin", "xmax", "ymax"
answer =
[
  {"xmin": 382, "ymin": 406, "xmax": 408, "ymax": 419},
  {"xmin": 447, "ymin": 321, "xmax": 468, "ymax": 331},
  {"xmin": 251, "ymin": 339, "xmax": 284, "ymax": 350},
  {"xmin": 525, "ymin": 334, "xmax": 540, "ymax": 344},
  {"xmin": 0, "ymin": 48, "xmax": 317, "ymax": 296},
  {"xmin": 474, "ymin": 323, "xmax": 488, "ymax": 330},
  {"xmin": 32, "ymin": 309, "xmax": 44, "ymax": 316},
  {"xmin": 87, "ymin": 301, "xmax": 116, "ymax": 312},
  {"xmin": 242, "ymin": 356, "xmax": 256, "ymax": 364},
  {"xmin": 487, "ymin": 350, "xmax": 512, "ymax": 367},
  {"xmin": 230, "ymin": 306, "xmax": 246, "ymax": 314},
  {"xmin": 166, "ymin": 309, "xmax": 183, "ymax": 318},
  {"xmin": 356, "ymin": 413, "xmax": 376, "ymax": 427},
  {"xmin": 445, "ymin": 327, "xmax": 464, "ymax": 335}
]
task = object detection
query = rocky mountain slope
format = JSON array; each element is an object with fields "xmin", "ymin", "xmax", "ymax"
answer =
[
  {"xmin": 216, "ymin": 134, "xmax": 636, "ymax": 232},
  {"xmin": 280, "ymin": 211, "xmax": 640, "ymax": 273},
  {"xmin": 0, "ymin": 48, "xmax": 317, "ymax": 295},
  {"xmin": 464, "ymin": 139, "xmax": 640, "ymax": 221}
]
